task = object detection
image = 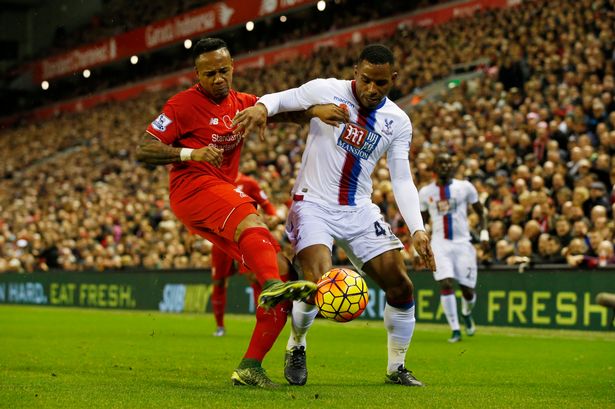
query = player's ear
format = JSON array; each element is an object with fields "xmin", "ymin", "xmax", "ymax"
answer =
[
  {"xmin": 353, "ymin": 64, "xmax": 358, "ymax": 78},
  {"xmin": 391, "ymin": 71, "xmax": 398, "ymax": 83}
]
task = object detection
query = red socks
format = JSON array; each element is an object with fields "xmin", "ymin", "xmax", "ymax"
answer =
[
  {"xmin": 243, "ymin": 300, "xmax": 290, "ymax": 362},
  {"xmin": 211, "ymin": 284, "xmax": 226, "ymax": 328},
  {"xmin": 237, "ymin": 227, "xmax": 281, "ymax": 285}
]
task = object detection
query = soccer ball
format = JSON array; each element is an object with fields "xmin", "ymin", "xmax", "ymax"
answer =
[{"xmin": 314, "ymin": 268, "xmax": 369, "ymax": 323}]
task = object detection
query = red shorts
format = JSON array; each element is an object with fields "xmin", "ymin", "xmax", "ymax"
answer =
[{"xmin": 170, "ymin": 179, "xmax": 257, "ymax": 262}]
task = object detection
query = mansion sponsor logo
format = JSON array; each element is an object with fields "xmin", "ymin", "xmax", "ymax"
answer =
[{"xmin": 337, "ymin": 123, "xmax": 381, "ymax": 159}]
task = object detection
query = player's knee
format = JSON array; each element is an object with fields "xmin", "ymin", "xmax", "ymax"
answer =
[
  {"xmin": 234, "ymin": 213, "xmax": 268, "ymax": 241},
  {"xmin": 439, "ymin": 278, "xmax": 455, "ymax": 291},
  {"xmin": 300, "ymin": 266, "xmax": 324, "ymax": 283},
  {"xmin": 460, "ymin": 285, "xmax": 474, "ymax": 300},
  {"xmin": 385, "ymin": 277, "xmax": 414, "ymax": 304}
]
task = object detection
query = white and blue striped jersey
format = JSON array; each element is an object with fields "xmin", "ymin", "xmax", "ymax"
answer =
[
  {"xmin": 260, "ymin": 78, "xmax": 412, "ymax": 207},
  {"xmin": 418, "ymin": 179, "xmax": 479, "ymax": 242}
]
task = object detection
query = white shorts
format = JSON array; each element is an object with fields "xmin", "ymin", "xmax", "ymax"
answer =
[
  {"xmin": 431, "ymin": 239, "xmax": 477, "ymax": 288},
  {"xmin": 286, "ymin": 200, "xmax": 403, "ymax": 269}
]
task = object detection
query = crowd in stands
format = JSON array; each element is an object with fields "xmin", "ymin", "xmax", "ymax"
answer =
[{"xmin": 1, "ymin": 0, "xmax": 614, "ymax": 273}]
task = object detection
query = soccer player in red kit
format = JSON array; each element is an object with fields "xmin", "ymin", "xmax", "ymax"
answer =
[
  {"xmin": 136, "ymin": 37, "xmax": 321, "ymax": 388},
  {"xmin": 211, "ymin": 172, "xmax": 279, "ymax": 337}
]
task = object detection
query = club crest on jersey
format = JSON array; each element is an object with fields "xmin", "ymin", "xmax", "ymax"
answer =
[
  {"xmin": 152, "ymin": 114, "xmax": 172, "ymax": 132},
  {"xmin": 234, "ymin": 187, "xmax": 247, "ymax": 198},
  {"xmin": 382, "ymin": 118, "xmax": 394, "ymax": 136},
  {"xmin": 337, "ymin": 123, "xmax": 381, "ymax": 159}
]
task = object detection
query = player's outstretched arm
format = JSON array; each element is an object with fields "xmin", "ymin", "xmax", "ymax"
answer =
[
  {"xmin": 136, "ymin": 134, "xmax": 223, "ymax": 167},
  {"xmin": 234, "ymin": 103, "xmax": 350, "ymax": 141},
  {"xmin": 270, "ymin": 104, "xmax": 350, "ymax": 127},
  {"xmin": 234, "ymin": 79, "xmax": 329, "ymax": 139},
  {"xmin": 389, "ymin": 157, "xmax": 436, "ymax": 271}
]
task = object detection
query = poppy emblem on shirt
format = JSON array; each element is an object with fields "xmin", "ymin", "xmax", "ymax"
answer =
[{"xmin": 223, "ymin": 115, "xmax": 234, "ymax": 129}]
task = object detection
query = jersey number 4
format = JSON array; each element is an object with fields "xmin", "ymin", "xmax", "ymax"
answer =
[{"xmin": 374, "ymin": 221, "xmax": 392, "ymax": 236}]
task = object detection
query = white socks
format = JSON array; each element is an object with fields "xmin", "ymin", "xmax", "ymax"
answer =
[
  {"xmin": 384, "ymin": 303, "xmax": 416, "ymax": 374},
  {"xmin": 441, "ymin": 293, "xmax": 460, "ymax": 331},
  {"xmin": 286, "ymin": 300, "xmax": 318, "ymax": 350},
  {"xmin": 461, "ymin": 293, "xmax": 476, "ymax": 316}
]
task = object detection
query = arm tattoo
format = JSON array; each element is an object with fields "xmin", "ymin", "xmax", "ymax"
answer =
[{"xmin": 136, "ymin": 135, "xmax": 182, "ymax": 165}]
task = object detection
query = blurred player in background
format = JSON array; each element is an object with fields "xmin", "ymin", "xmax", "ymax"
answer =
[
  {"xmin": 136, "ymin": 37, "xmax": 343, "ymax": 388},
  {"xmin": 419, "ymin": 153, "xmax": 489, "ymax": 343},
  {"xmin": 211, "ymin": 172, "xmax": 279, "ymax": 337},
  {"xmin": 234, "ymin": 44, "xmax": 435, "ymax": 387}
]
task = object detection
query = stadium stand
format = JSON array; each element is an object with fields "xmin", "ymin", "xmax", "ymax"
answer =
[
  {"xmin": 48, "ymin": 0, "xmax": 448, "ymax": 54},
  {"xmin": 3, "ymin": 0, "xmax": 448, "ymax": 116},
  {"xmin": 0, "ymin": 0, "xmax": 614, "ymax": 272}
]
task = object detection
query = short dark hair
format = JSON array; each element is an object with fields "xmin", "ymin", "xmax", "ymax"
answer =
[
  {"xmin": 358, "ymin": 44, "xmax": 395, "ymax": 65},
  {"xmin": 192, "ymin": 38, "xmax": 228, "ymax": 63}
]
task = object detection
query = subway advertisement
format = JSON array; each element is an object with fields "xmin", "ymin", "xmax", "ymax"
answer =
[{"xmin": 0, "ymin": 268, "xmax": 613, "ymax": 331}]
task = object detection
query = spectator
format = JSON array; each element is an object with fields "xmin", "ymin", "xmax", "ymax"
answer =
[
  {"xmin": 552, "ymin": 216, "xmax": 573, "ymax": 247},
  {"xmin": 584, "ymin": 182, "xmax": 611, "ymax": 217}
]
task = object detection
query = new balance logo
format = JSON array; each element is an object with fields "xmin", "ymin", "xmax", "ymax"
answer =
[{"xmin": 209, "ymin": 118, "xmax": 219, "ymax": 125}]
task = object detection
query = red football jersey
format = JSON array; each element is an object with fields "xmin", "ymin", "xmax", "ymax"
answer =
[
  {"xmin": 146, "ymin": 84, "xmax": 257, "ymax": 195},
  {"xmin": 235, "ymin": 173, "xmax": 277, "ymax": 216}
]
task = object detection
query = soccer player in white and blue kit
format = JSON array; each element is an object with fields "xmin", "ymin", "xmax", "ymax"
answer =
[
  {"xmin": 419, "ymin": 153, "xmax": 489, "ymax": 343},
  {"xmin": 234, "ymin": 44, "xmax": 436, "ymax": 387}
]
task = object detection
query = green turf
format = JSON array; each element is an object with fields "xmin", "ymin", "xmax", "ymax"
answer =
[{"xmin": 1, "ymin": 306, "xmax": 614, "ymax": 409}]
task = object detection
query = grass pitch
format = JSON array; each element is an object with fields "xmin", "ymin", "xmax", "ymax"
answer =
[{"xmin": 1, "ymin": 306, "xmax": 614, "ymax": 409}]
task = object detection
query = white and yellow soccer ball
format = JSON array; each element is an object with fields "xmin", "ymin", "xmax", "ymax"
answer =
[{"xmin": 314, "ymin": 268, "xmax": 369, "ymax": 323}]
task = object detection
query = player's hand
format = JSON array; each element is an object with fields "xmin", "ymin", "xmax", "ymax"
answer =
[
  {"xmin": 191, "ymin": 145, "xmax": 224, "ymax": 167},
  {"xmin": 309, "ymin": 103, "xmax": 350, "ymax": 127},
  {"xmin": 412, "ymin": 230, "xmax": 436, "ymax": 271},
  {"xmin": 233, "ymin": 104, "xmax": 268, "ymax": 141}
]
